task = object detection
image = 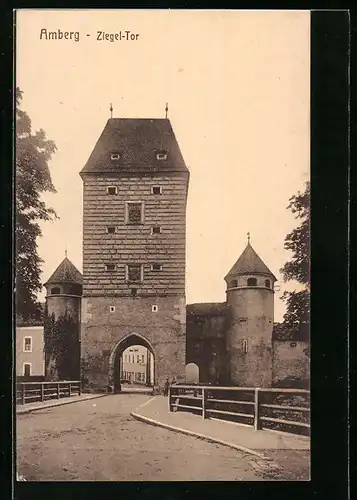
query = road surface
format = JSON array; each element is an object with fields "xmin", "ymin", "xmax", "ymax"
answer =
[{"xmin": 16, "ymin": 394, "xmax": 270, "ymax": 481}]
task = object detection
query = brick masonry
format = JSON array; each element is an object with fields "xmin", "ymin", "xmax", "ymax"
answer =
[{"xmin": 81, "ymin": 173, "xmax": 188, "ymax": 391}]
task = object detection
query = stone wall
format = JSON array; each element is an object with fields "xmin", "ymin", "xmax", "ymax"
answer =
[
  {"xmin": 81, "ymin": 295, "xmax": 186, "ymax": 391},
  {"xmin": 272, "ymin": 340, "xmax": 309, "ymax": 387}
]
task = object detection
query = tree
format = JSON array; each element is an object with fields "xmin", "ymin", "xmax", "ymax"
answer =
[
  {"xmin": 16, "ymin": 88, "xmax": 57, "ymax": 322},
  {"xmin": 280, "ymin": 181, "xmax": 310, "ymax": 340}
]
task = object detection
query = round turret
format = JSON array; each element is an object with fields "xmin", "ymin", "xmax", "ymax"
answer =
[{"xmin": 224, "ymin": 240, "xmax": 277, "ymax": 387}]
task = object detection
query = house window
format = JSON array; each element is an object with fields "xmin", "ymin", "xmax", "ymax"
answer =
[
  {"xmin": 265, "ymin": 279, "xmax": 271, "ymax": 288},
  {"xmin": 151, "ymin": 186, "xmax": 162, "ymax": 195},
  {"xmin": 151, "ymin": 263, "xmax": 163, "ymax": 272},
  {"xmin": 290, "ymin": 342, "xmax": 297, "ymax": 348},
  {"xmin": 107, "ymin": 226, "xmax": 116, "ymax": 234},
  {"xmin": 242, "ymin": 340, "xmax": 248, "ymax": 353},
  {"xmin": 105, "ymin": 263, "xmax": 116, "ymax": 272},
  {"xmin": 107, "ymin": 186, "xmax": 117, "ymax": 195},
  {"xmin": 137, "ymin": 355, "xmax": 140, "ymax": 363},
  {"xmin": 23, "ymin": 363, "xmax": 31, "ymax": 376},
  {"xmin": 152, "ymin": 305, "xmax": 158, "ymax": 313},
  {"xmin": 247, "ymin": 277, "xmax": 257, "ymax": 286},
  {"xmin": 126, "ymin": 264, "xmax": 143, "ymax": 283},
  {"xmin": 110, "ymin": 153, "xmax": 120, "ymax": 160},
  {"xmin": 142, "ymin": 355, "xmax": 145, "ymax": 363},
  {"xmin": 23, "ymin": 337, "xmax": 32, "ymax": 352},
  {"xmin": 51, "ymin": 287, "xmax": 60, "ymax": 295},
  {"xmin": 126, "ymin": 202, "xmax": 144, "ymax": 224},
  {"xmin": 151, "ymin": 226, "xmax": 162, "ymax": 235},
  {"xmin": 231, "ymin": 279, "xmax": 238, "ymax": 288},
  {"xmin": 109, "ymin": 306, "xmax": 115, "ymax": 313},
  {"xmin": 156, "ymin": 151, "xmax": 168, "ymax": 160},
  {"xmin": 131, "ymin": 288, "xmax": 137, "ymax": 297}
]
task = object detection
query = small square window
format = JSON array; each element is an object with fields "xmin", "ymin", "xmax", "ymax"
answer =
[
  {"xmin": 151, "ymin": 264, "xmax": 163, "ymax": 272},
  {"xmin": 107, "ymin": 186, "xmax": 117, "ymax": 195},
  {"xmin": 127, "ymin": 264, "xmax": 143, "ymax": 283},
  {"xmin": 152, "ymin": 305, "xmax": 158, "ymax": 312},
  {"xmin": 23, "ymin": 363, "xmax": 31, "ymax": 376},
  {"xmin": 105, "ymin": 263, "xmax": 116, "ymax": 272},
  {"xmin": 126, "ymin": 202, "xmax": 144, "ymax": 224},
  {"xmin": 111, "ymin": 153, "xmax": 120, "ymax": 160},
  {"xmin": 151, "ymin": 186, "xmax": 162, "ymax": 195},
  {"xmin": 151, "ymin": 226, "xmax": 162, "ymax": 235},
  {"xmin": 23, "ymin": 337, "xmax": 32, "ymax": 352},
  {"xmin": 156, "ymin": 151, "xmax": 168, "ymax": 160},
  {"xmin": 107, "ymin": 226, "xmax": 116, "ymax": 234}
]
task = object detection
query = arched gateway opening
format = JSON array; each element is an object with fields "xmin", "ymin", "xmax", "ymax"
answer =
[{"xmin": 108, "ymin": 333, "xmax": 155, "ymax": 393}]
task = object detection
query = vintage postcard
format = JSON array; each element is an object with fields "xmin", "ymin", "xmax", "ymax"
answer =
[{"xmin": 15, "ymin": 9, "xmax": 310, "ymax": 481}]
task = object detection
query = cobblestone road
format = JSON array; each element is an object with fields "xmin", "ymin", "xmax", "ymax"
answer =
[{"xmin": 17, "ymin": 394, "xmax": 267, "ymax": 481}]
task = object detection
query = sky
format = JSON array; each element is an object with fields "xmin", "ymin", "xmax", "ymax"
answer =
[{"xmin": 16, "ymin": 9, "xmax": 310, "ymax": 322}]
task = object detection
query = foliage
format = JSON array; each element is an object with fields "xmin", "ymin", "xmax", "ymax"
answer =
[
  {"xmin": 16, "ymin": 87, "xmax": 57, "ymax": 321},
  {"xmin": 44, "ymin": 305, "xmax": 80, "ymax": 380},
  {"xmin": 280, "ymin": 181, "xmax": 310, "ymax": 340}
]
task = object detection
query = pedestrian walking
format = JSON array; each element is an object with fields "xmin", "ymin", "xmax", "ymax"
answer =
[{"xmin": 164, "ymin": 377, "xmax": 169, "ymax": 396}]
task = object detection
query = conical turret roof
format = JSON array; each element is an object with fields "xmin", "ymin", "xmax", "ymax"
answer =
[
  {"xmin": 44, "ymin": 257, "xmax": 83, "ymax": 286},
  {"xmin": 225, "ymin": 243, "xmax": 276, "ymax": 281}
]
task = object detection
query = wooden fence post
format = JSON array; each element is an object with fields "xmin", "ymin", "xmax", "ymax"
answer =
[
  {"xmin": 254, "ymin": 388, "xmax": 261, "ymax": 430},
  {"xmin": 168, "ymin": 386, "xmax": 172, "ymax": 412},
  {"xmin": 41, "ymin": 383, "xmax": 44, "ymax": 402},
  {"xmin": 22, "ymin": 384, "xmax": 25, "ymax": 405},
  {"xmin": 69, "ymin": 383, "xmax": 71, "ymax": 396},
  {"xmin": 202, "ymin": 388, "xmax": 206, "ymax": 419},
  {"xmin": 78, "ymin": 381, "xmax": 82, "ymax": 396},
  {"xmin": 57, "ymin": 382, "xmax": 60, "ymax": 399}
]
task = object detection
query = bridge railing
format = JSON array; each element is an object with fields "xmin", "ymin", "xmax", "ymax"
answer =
[
  {"xmin": 168, "ymin": 384, "xmax": 310, "ymax": 436},
  {"xmin": 16, "ymin": 381, "xmax": 81, "ymax": 405}
]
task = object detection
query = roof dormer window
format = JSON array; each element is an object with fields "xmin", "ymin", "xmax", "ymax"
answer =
[
  {"xmin": 156, "ymin": 150, "xmax": 168, "ymax": 161},
  {"xmin": 110, "ymin": 153, "xmax": 121, "ymax": 160}
]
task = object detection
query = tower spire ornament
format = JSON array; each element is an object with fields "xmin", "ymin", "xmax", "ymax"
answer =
[
  {"xmin": 110, "ymin": 103, "xmax": 113, "ymax": 118},
  {"xmin": 65, "ymin": 245, "xmax": 67, "ymax": 258},
  {"xmin": 247, "ymin": 232, "xmax": 250, "ymax": 244},
  {"xmin": 165, "ymin": 102, "xmax": 168, "ymax": 119}
]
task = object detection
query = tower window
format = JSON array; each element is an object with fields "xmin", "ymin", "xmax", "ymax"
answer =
[
  {"xmin": 126, "ymin": 202, "xmax": 144, "ymax": 224},
  {"xmin": 105, "ymin": 263, "xmax": 116, "ymax": 272},
  {"xmin": 50, "ymin": 287, "xmax": 60, "ymax": 295},
  {"xmin": 151, "ymin": 226, "xmax": 162, "ymax": 235},
  {"xmin": 156, "ymin": 151, "xmax": 168, "ymax": 160},
  {"xmin": 23, "ymin": 337, "xmax": 32, "ymax": 352},
  {"xmin": 231, "ymin": 279, "xmax": 238, "ymax": 288},
  {"xmin": 110, "ymin": 153, "xmax": 120, "ymax": 160},
  {"xmin": 126, "ymin": 264, "xmax": 143, "ymax": 283},
  {"xmin": 23, "ymin": 363, "xmax": 31, "ymax": 376},
  {"xmin": 107, "ymin": 186, "xmax": 117, "ymax": 195},
  {"xmin": 109, "ymin": 306, "xmax": 115, "ymax": 313},
  {"xmin": 265, "ymin": 279, "xmax": 271, "ymax": 288},
  {"xmin": 151, "ymin": 186, "xmax": 162, "ymax": 195},
  {"xmin": 152, "ymin": 305, "xmax": 158, "ymax": 312},
  {"xmin": 247, "ymin": 277, "xmax": 257, "ymax": 286},
  {"xmin": 151, "ymin": 264, "xmax": 163, "ymax": 272},
  {"xmin": 107, "ymin": 226, "xmax": 116, "ymax": 234}
]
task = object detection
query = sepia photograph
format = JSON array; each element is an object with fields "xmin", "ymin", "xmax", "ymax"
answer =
[{"xmin": 15, "ymin": 9, "xmax": 310, "ymax": 481}]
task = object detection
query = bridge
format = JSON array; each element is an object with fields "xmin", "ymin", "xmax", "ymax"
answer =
[{"xmin": 16, "ymin": 388, "xmax": 310, "ymax": 481}]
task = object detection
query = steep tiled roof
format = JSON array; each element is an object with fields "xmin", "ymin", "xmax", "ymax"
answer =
[
  {"xmin": 186, "ymin": 303, "xmax": 229, "ymax": 317},
  {"xmin": 225, "ymin": 243, "xmax": 276, "ymax": 281},
  {"xmin": 80, "ymin": 118, "xmax": 189, "ymax": 175},
  {"xmin": 44, "ymin": 257, "xmax": 83, "ymax": 286}
]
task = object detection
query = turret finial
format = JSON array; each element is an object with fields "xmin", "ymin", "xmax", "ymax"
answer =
[
  {"xmin": 110, "ymin": 103, "xmax": 113, "ymax": 118},
  {"xmin": 165, "ymin": 102, "xmax": 168, "ymax": 119},
  {"xmin": 247, "ymin": 232, "xmax": 250, "ymax": 244},
  {"xmin": 65, "ymin": 245, "xmax": 67, "ymax": 258}
]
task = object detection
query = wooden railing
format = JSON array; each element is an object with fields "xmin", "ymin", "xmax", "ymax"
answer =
[
  {"xmin": 168, "ymin": 385, "xmax": 310, "ymax": 436},
  {"xmin": 16, "ymin": 381, "xmax": 81, "ymax": 405}
]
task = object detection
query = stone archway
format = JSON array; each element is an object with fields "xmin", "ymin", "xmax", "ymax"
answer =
[{"xmin": 108, "ymin": 332, "xmax": 155, "ymax": 393}]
